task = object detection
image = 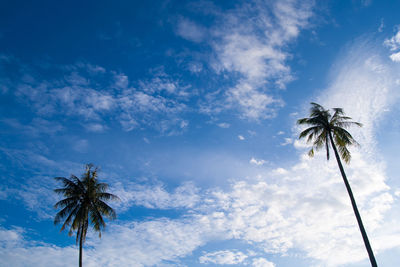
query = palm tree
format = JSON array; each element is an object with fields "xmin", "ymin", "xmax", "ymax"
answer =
[
  {"xmin": 54, "ymin": 164, "xmax": 119, "ymax": 267},
  {"xmin": 297, "ymin": 102, "xmax": 377, "ymax": 267}
]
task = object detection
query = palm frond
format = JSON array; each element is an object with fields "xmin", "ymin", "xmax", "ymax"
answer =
[
  {"xmin": 96, "ymin": 200, "xmax": 117, "ymax": 220},
  {"xmin": 299, "ymin": 126, "xmax": 322, "ymax": 141},
  {"xmin": 57, "ymin": 204, "xmax": 80, "ymax": 232},
  {"xmin": 97, "ymin": 192, "xmax": 120, "ymax": 202},
  {"xmin": 308, "ymin": 148, "xmax": 315, "ymax": 157}
]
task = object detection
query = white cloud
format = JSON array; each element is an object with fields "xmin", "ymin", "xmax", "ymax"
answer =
[
  {"xmin": 1, "ymin": 118, "xmax": 64, "ymax": 137},
  {"xmin": 384, "ymin": 29, "xmax": 400, "ymax": 62},
  {"xmin": 250, "ymin": 157, "xmax": 267, "ymax": 166},
  {"xmin": 238, "ymin": 135, "xmax": 245, "ymax": 140},
  {"xmin": 0, "ymin": 216, "xmax": 218, "ymax": 267},
  {"xmin": 217, "ymin": 122, "xmax": 230, "ymax": 128},
  {"xmin": 139, "ymin": 70, "xmax": 191, "ymax": 98},
  {"xmin": 384, "ymin": 29, "xmax": 400, "ymax": 51},
  {"xmin": 85, "ymin": 63, "xmax": 106, "ymax": 74},
  {"xmin": 280, "ymin": 138, "xmax": 293, "ymax": 146},
  {"xmin": 317, "ymin": 42, "xmax": 400, "ymax": 155},
  {"xmin": 272, "ymin": 167, "xmax": 288, "ymax": 175},
  {"xmin": 227, "ymin": 81, "xmax": 283, "ymax": 120},
  {"xmin": 84, "ymin": 123, "xmax": 107, "ymax": 132},
  {"xmin": 0, "ymin": 227, "xmax": 77, "ymax": 267},
  {"xmin": 204, "ymin": 0, "xmax": 314, "ymax": 119},
  {"xmin": 16, "ymin": 82, "xmax": 116, "ymax": 121},
  {"xmin": 389, "ymin": 51, "xmax": 400, "ymax": 62},
  {"xmin": 113, "ymin": 182, "xmax": 200, "ymax": 211},
  {"xmin": 188, "ymin": 62, "xmax": 203, "ymax": 73},
  {"xmin": 378, "ymin": 18, "xmax": 384, "ymax": 32},
  {"xmin": 6, "ymin": 60, "xmax": 190, "ymax": 134},
  {"xmin": 176, "ymin": 18, "xmax": 206, "ymax": 43},
  {"xmin": 114, "ymin": 73, "xmax": 129, "ymax": 89},
  {"xmin": 252, "ymin": 258, "xmax": 276, "ymax": 267},
  {"xmin": 199, "ymin": 250, "xmax": 248, "ymax": 265}
]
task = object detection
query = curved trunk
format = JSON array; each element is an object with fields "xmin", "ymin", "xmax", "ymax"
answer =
[
  {"xmin": 79, "ymin": 226, "xmax": 83, "ymax": 267},
  {"xmin": 328, "ymin": 132, "xmax": 377, "ymax": 267}
]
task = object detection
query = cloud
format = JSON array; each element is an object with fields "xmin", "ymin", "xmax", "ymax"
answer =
[
  {"xmin": 1, "ymin": 118, "xmax": 64, "ymax": 137},
  {"xmin": 204, "ymin": 0, "xmax": 314, "ymax": 119},
  {"xmin": 113, "ymin": 73, "xmax": 129, "ymax": 89},
  {"xmin": 384, "ymin": 28, "xmax": 400, "ymax": 61},
  {"xmin": 272, "ymin": 167, "xmax": 288, "ymax": 175},
  {"xmin": 0, "ymin": 216, "xmax": 219, "ymax": 267},
  {"xmin": 138, "ymin": 69, "xmax": 192, "ymax": 98},
  {"xmin": 0, "ymin": 226, "xmax": 84, "ymax": 266},
  {"xmin": 84, "ymin": 123, "xmax": 107, "ymax": 132},
  {"xmin": 199, "ymin": 250, "xmax": 248, "ymax": 265},
  {"xmin": 188, "ymin": 62, "xmax": 203, "ymax": 73},
  {"xmin": 389, "ymin": 51, "xmax": 400, "ymax": 62},
  {"xmin": 226, "ymin": 81, "xmax": 283, "ymax": 120},
  {"xmin": 384, "ymin": 29, "xmax": 400, "ymax": 51},
  {"xmin": 280, "ymin": 138, "xmax": 293, "ymax": 146},
  {"xmin": 378, "ymin": 18, "xmax": 384, "ymax": 32},
  {"xmin": 252, "ymin": 258, "xmax": 276, "ymax": 267},
  {"xmin": 113, "ymin": 181, "xmax": 200, "ymax": 211},
  {"xmin": 318, "ymin": 39, "xmax": 400, "ymax": 153},
  {"xmin": 2, "ymin": 60, "xmax": 190, "ymax": 135},
  {"xmin": 217, "ymin": 122, "xmax": 230, "ymax": 128},
  {"xmin": 238, "ymin": 135, "xmax": 245, "ymax": 140},
  {"xmin": 15, "ymin": 81, "xmax": 116, "ymax": 121},
  {"xmin": 250, "ymin": 157, "xmax": 267, "ymax": 166},
  {"xmin": 176, "ymin": 17, "xmax": 207, "ymax": 43}
]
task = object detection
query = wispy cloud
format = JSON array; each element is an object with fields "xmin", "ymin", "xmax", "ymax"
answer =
[
  {"xmin": 176, "ymin": 17, "xmax": 207, "ymax": 43},
  {"xmin": 199, "ymin": 250, "xmax": 248, "ymax": 265},
  {"xmin": 250, "ymin": 157, "xmax": 267, "ymax": 166},
  {"xmin": 195, "ymin": 0, "xmax": 315, "ymax": 119},
  {"xmin": 252, "ymin": 258, "xmax": 276, "ymax": 267},
  {"xmin": 280, "ymin": 137, "xmax": 293, "ymax": 146},
  {"xmin": 1, "ymin": 118, "xmax": 64, "ymax": 137},
  {"xmin": 217, "ymin": 122, "xmax": 230, "ymax": 128},
  {"xmin": 2, "ymin": 60, "xmax": 191, "ymax": 135},
  {"xmin": 384, "ymin": 27, "xmax": 400, "ymax": 62},
  {"xmin": 113, "ymin": 181, "xmax": 200, "ymax": 211}
]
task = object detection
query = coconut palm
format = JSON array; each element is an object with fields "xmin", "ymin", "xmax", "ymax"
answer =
[
  {"xmin": 297, "ymin": 102, "xmax": 377, "ymax": 267},
  {"xmin": 54, "ymin": 164, "xmax": 119, "ymax": 267}
]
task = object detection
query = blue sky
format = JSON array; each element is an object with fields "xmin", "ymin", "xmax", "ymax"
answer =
[{"xmin": 1, "ymin": 0, "xmax": 400, "ymax": 266}]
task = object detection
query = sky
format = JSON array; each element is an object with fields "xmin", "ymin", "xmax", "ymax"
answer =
[{"xmin": 1, "ymin": 0, "xmax": 400, "ymax": 266}]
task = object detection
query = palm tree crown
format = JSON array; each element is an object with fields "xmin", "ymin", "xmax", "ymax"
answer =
[
  {"xmin": 54, "ymin": 164, "xmax": 119, "ymax": 266},
  {"xmin": 297, "ymin": 102, "xmax": 362, "ymax": 163}
]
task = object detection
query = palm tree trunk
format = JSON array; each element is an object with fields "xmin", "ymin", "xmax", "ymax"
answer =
[
  {"xmin": 79, "ymin": 227, "xmax": 83, "ymax": 267},
  {"xmin": 329, "ymin": 132, "xmax": 377, "ymax": 267}
]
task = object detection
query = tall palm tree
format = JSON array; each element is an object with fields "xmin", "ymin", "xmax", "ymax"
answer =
[
  {"xmin": 54, "ymin": 164, "xmax": 119, "ymax": 267},
  {"xmin": 297, "ymin": 102, "xmax": 377, "ymax": 267}
]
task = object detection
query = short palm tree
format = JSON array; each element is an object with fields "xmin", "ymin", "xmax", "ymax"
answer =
[
  {"xmin": 54, "ymin": 164, "xmax": 119, "ymax": 267},
  {"xmin": 297, "ymin": 102, "xmax": 377, "ymax": 267}
]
